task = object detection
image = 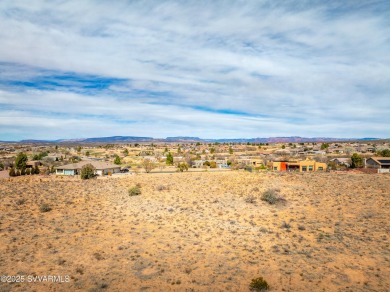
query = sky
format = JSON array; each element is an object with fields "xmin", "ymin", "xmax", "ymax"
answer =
[{"xmin": 0, "ymin": 0, "xmax": 389, "ymax": 141}]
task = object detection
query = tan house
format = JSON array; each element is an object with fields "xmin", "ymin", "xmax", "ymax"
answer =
[
  {"xmin": 55, "ymin": 161, "xmax": 121, "ymax": 176},
  {"xmin": 269, "ymin": 158, "xmax": 327, "ymax": 172}
]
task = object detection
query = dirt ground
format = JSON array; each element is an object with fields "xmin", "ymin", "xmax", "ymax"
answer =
[{"xmin": 0, "ymin": 171, "xmax": 389, "ymax": 292}]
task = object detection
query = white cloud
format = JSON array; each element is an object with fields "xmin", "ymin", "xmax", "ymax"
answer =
[{"xmin": 0, "ymin": 0, "xmax": 389, "ymax": 139}]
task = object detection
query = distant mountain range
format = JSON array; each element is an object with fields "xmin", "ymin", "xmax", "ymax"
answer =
[{"xmin": 2, "ymin": 136, "xmax": 384, "ymax": 144}]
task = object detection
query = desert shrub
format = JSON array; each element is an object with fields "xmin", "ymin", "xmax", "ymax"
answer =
[
  {"xmin": 209, "ymin": 161, "xmax": 217, "ymax": 168},
  {"xmin": 80, "ymin": 163, "xmax": 96, "ymax": 180},
  {"xmin": 16, "ymin": 198, "xmax": 26, "ymax": 205},
  {"xmin": 21, "ymin": 168, "xmax": 26, "ymax": 175},
  {"xmin": 39, "ymin": 203, "xmax": 52, "ymax": 213},
  {"xmin": 245, "ymin": 194, "xmax": 257, "ymax": 204},
  {"xmin": 34, "ymin": 165, "xmax": 40, "ymax": 174},
  {"xmin": 15, "ymin": 169, "xmax": 21, "ymax": 176},
  {"xmin": 9, "ymin": 168, "xmax": 16, "ymax": 177},
  {"xmin": 128, "ymin": 186, "xmax": 141, "ymax": 196},
  {"xmin": 261, "ymin": 189, "xmax": 285, "ymax": 205},
  {"xmin": 249, "ymin": 276, "xmax": 270, "ymax": 291},
  {"xmin": 281, "ymin": 221, "xmax": 291, "ymax": 229},
  {"xmin": 25, "ymin": 168, "xmax": 31, "ymax": 175},
  {"xmin": 156, "ymin": 185, "xmax": 168, "ymax": 191},
  {"xmin": 177, "ymin": 162, "xmax": 188, "ymax": 172},
  {"xmin": 0, "ymin": 162, "xmax": 4, "ymax": 170}
]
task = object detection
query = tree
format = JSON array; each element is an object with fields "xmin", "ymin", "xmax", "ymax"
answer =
[
  {"xmin": 123, "ymin": 148, "xmax": 129, "ymax": 156},
  {"xmin": 281, "ymin": 145, "xmax": 285, "ymax": 149},
  {"xmin": 377, "ymin": 149, "xmax": 390, "ymax": 157},
  {"xmin": 114, "ymin": 155, "xmax": 121, "ymax": 165},
  {"xmin": 80, "ymin": 163, "xmax": 96, "ymax": 179},
  {"xmin": 166, "ymin": 152, "xmax": 174, "ymax": 165},
  {"xmin": 26, "ymin": 168, "xmax": 31, "ymax": 175},
  {"xmin": 177, "ymin": 162, "xmax": 188, "ymax": 172},
  {"xmin": 0, "ymin": 162, "xmax": 4, "ymax": 170},
  {"xmin": 77, "ymin": 146, "xmax": 82, "ymax": 153},
  {"xmin": 15, "ymin": 152, "xmax": 28, "ymax": 169},
  {"xmin": 21, "ymin": 168, "xmax": 26, "ymax": 175},
  {"xmin": 141, "ymin": 159, "xmax": 156, "ymax": 173},
  {"xmin": 229, "ymin": 147, "xmax": 233, "ymax": 154},
  {"xmin": 321, "ymin": 143, "xmax": 330, "ymax": 150},
  {"xmin": 210, "ymin": 147, "xmax": 215, "ymax": 154},
  {"xmin": 209, "ymin": 161, "xmax": 217, "ymax": 168},
  {"xmin": 86, "ymin": 151, "xmax": 90, "ymax": 157},
  {"xmin": 351, "ymin": 153, "xmax": 363, "ymax": 168}
]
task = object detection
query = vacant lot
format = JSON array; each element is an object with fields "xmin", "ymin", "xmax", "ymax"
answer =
[{"xmin": 0, "ymin": 172, "xmax": 389, "ymax": 291}]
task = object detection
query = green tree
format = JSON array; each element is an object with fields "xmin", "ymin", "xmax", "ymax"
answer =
[
  {"xmin": 281, "ymin": 145, "xmax": 285, "ymax": 149},
  {"xmin": 210, "ymin": 147, "xmax": 215, "ymax": 154},
  {"xmin": 123, "ymin": 148, "xmax": 129, "ymax": 156},
  {"xmin": 321, "ymin": 143, "xmax": 330, "ymax": 150},
  {"xmin": 351, "ymin": 153, "xmax": 363, "ymax": 168},
  {"xmin": 0, "ymin": 162, "xmax": 4, "ymax": 170},
  {"xmin": 15, "ymin": 152, "xmax": 28, "ymax": 169},
  {"xmin": 229, "ymin": 147, "xmax": 233, "ymax": 154},
  {"xmin": 114, "ymin": 155, "xmax": 121, "ymax": 165},
  {"xmin": 378, "ymin": 149, "xmax": 390, "ymax": 157},
  {"xmin": 80, "ymin": 163, "xmax": 96, "ymax": 179},
  {"xmin": 166, "ymin": 152, "xmax": 174, "ymax": 165},
  {"xmin": 85, "ymin": 151, "xmax": 90, "ymax": 157},
  {"xmin": 77, "ymin": 146, "xmax": 82, "ymax": 153}
]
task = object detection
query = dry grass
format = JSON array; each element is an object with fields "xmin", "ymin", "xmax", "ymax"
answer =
[{"xmin": 0, "ymin": 171, "xmax": 389, "ymax": 291}]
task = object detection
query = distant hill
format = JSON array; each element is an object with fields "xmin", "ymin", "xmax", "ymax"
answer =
[{"xmin": 9, "ymin": 135, "xmax": 384, "ymax": 144}]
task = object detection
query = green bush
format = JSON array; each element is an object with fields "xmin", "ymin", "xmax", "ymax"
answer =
[
  {"xmin": 128, "ymin": 186, "xmax": 141, "ymax": 196},
  {"xmin": 26, "ymin": 168, "xmax": 31, "ymax": 175},
  {"xmin": 15, "ymin": 152, "xmax": 28, "ymax": 169},
  {"xmin": 80, "ymin": 163, "xmax": 96, "ymax": 179},
  {"xmin": 39, "ymin": 203, "xmax": 52, "ymax": 213},
  {"xmin": 249, "ymin": 277, "xmax": 270, "ymax": 291}
]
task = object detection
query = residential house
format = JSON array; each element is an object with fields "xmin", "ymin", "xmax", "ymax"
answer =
[
  {"xmin": 55, "ymin": 161, "xmax": 121, "ymax": 176},
  {"xmin": 366, "ymin": 157, "xmax": 390, "ymax": 170},
  {"xmin": 269, "ymin": 158, "xmax": 327, "ymax": 172}
]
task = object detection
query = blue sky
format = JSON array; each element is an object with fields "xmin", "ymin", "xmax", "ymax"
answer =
[{"xmin": 0, "ymin": 0, "xmax": 389, "ymax": 140}]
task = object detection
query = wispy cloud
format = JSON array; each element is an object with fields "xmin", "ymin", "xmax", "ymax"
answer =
[{"xmin": 0, "ymin": 0, "xmax": 389, "ymax": 140}]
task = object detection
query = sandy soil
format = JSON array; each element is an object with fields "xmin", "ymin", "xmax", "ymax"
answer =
[{"xmin": 0, "ymin": 171, "xmax": 389, "ymax": 292}]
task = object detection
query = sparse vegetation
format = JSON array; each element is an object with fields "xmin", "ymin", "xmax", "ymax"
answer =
[
  {"xmin": 39, "ymin": 203, "xmax": 52, "ymax": 213},
  {"xmin": 141, "ymin": 159, "xmax": 156, "ymax": 173},
  {"xmin": 261, "ymin": 189, "xmax": 285, "ymax": 205},
  {"xmin": 128, "ymin": 186, "xmax": 141, "ymax": 196},
  {"xmin": 249, "ymin": 276, "xmax": 270, "ymax": 291}
]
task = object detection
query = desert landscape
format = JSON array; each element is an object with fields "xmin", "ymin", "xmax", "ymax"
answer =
[{"xmin": 0, "ymin": 171, "xmax": 389, "ymax": 291}]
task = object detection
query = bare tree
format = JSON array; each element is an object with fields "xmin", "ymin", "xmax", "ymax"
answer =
[{"xmin": 141, "ymin": 159, "xmax": 156, "ymax": 173}]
